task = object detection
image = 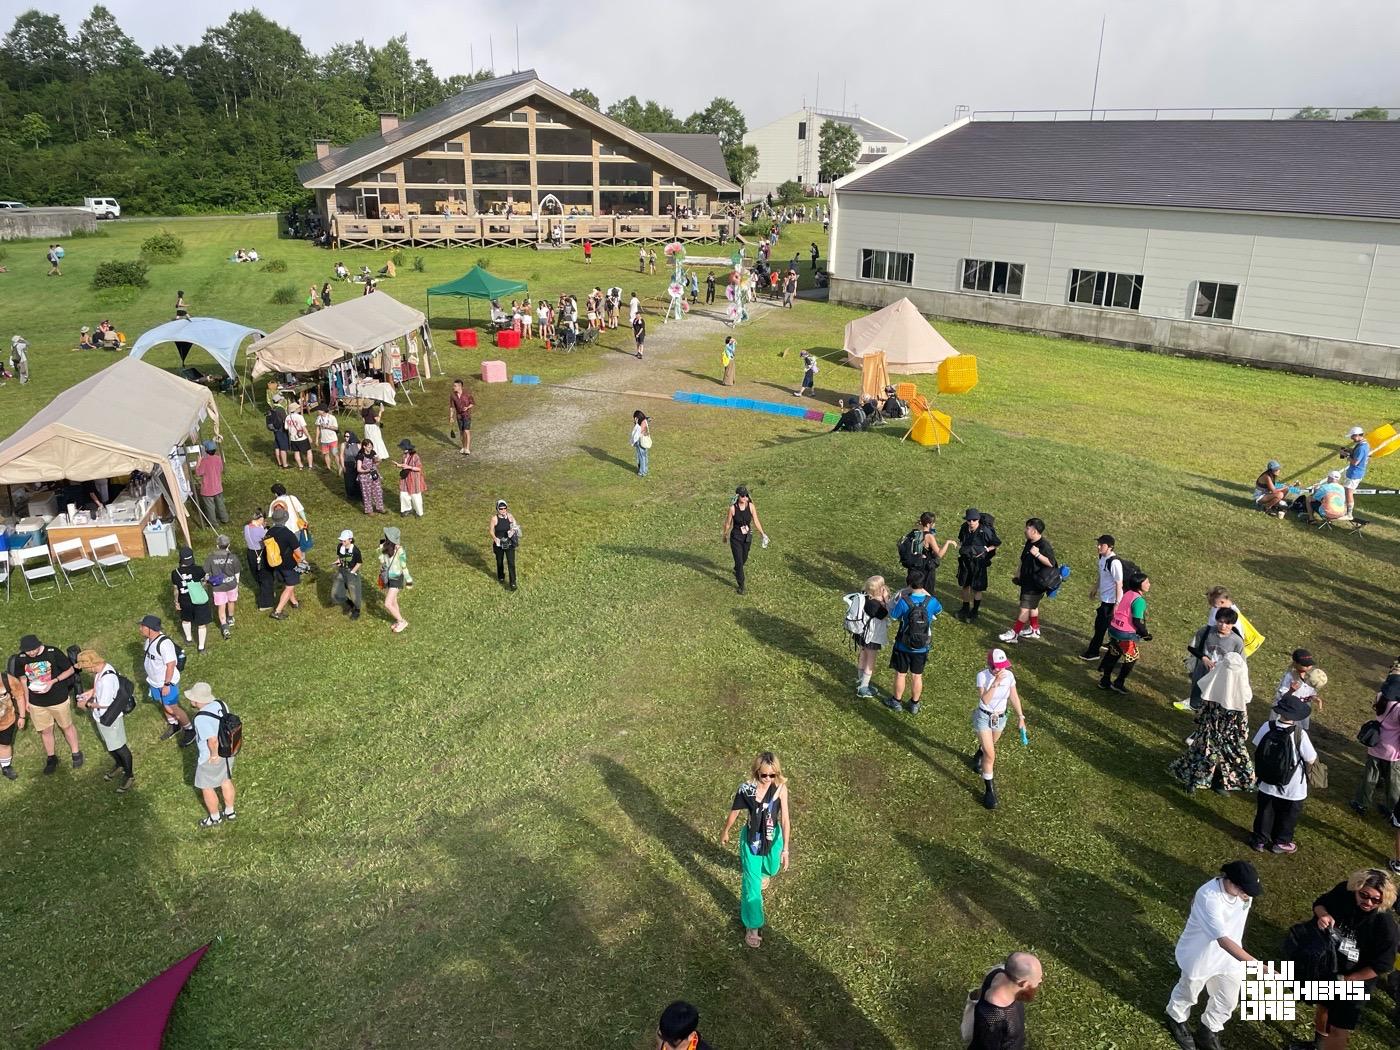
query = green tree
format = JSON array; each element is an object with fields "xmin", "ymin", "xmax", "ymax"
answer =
[
  {"xmin": 74, "ymin": 5, "xmax": 141, "ymax": 74},
  {"xmin": 1345, "ymin": 106, "xmax": 1390, "ymax": 120},
  {"xmin": 818, "ymin": 119, "xmax": 861, "ymax": 182},
  {"xmin": 19, "ymin": 110, "xmax": 50, "ymax": 148},
  {"xmin": 1289, "ymin": 106, "xmax": 1333, "ymax": 120},
  {"xmin": 725, "ymin": 143, "xmax": 759, "ymax": 189},
  {"xmin": 568, "ymin": 87, "xmax": 599, "ymax": 111},
  {"xmin": 684, "ymin": 97, "xmax": 746, "ymax": 152},
  {"xmin": 1, "ymin": 9, "xmax": 75, "ymax": 88},
  {"xmin": 606, "ymin": 95, "xmax": 683, "ymax": 133}
]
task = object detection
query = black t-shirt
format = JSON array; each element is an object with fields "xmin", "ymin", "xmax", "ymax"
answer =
[
  {"xmin": 12, "ymin": 646, "xmax": 74, "ymax": 707},
  {"xmin": 266, "ymin": 406, "xmax": 287, "ymax": 434},
  {"xmin": 265, "ymin": 525, "xmax": 301, "ymax": 569},
  {"xmin": 833, "ymin": 408, "xmax": 863, "ymax": 432},
  {"xmin": 730, "ymin": 781, "xmax": 781, "ymax": 856},
  {"xmin": 959, "ymin": 522, "xmax": 997, "ymax": 561},
  {"xmin": 1314, "ymin": 882, "xmax": 1400, "ymax": 979},
  {"xmin": 970, "ymin": 970, "xmax": 1026, "ymax": 1050},
  {"xmin": 336, "ymin": 543, "xmax": 363, "ymax": 572},
  {"xmin": 1017, "ymin": 538, "xmax": 1056, "ymax": 592}
]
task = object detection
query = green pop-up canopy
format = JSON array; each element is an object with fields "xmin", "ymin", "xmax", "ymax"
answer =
[{"xmin": 426, "ymin": 265, "xmax": 529, "ymax": 323}]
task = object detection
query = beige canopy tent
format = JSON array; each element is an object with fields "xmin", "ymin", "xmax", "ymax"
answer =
[
  {"xmin": 248, "ymin": 293, "xmax": 431, "ymax": 393},
  {"xmin": 843, "ymin": 297, "xmax": 960, "ymax": 374},
  {"xmin": 0, "ymin": 357, "xmax": 219, "ymax": 542}
]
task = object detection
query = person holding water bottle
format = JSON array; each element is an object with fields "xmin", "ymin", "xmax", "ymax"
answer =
[
  {"xmin": 972, "ymin": 648, "xmax": 1027, "ymax": 810},
  {"xmin": 722, "ymin": 486, "xmax": 768, "ymax": 595}
]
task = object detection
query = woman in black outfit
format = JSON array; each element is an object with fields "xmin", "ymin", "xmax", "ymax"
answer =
[
  {"xmin": 956, "ymin": 508, "xmax": 1000, "ymax": 622},
  {"xmin": 342, "ymin": 430, "xmax": 361, "ymax": 503},
  {"xmin": 721, "ymin": 486, "xmax": 768, "ymax": 595},
  {"xmin": 489, "ymin": 499, "xmax": 520, "ymax": 590},
  {"xmin": 172, "ymin": 546, "xmax": 214, "ymax": 653}
]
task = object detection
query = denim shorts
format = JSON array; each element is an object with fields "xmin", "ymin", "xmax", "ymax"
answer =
[{"xmin": 972, "ymin": 706, "xmax": 1007, "ymax": 732}]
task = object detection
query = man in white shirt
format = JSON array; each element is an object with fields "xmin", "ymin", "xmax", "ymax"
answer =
[
  {"xmin": 1082, "ymin": 534, "xmax": 1124, "ymax": 661},
  {"xmin": 138, "ymin": 614, "xmax": 194, "ymax": 746},
  {"xmin": 629, "ymin": 292, "xmax": 640, "ymax": 324},
  {"xmin": 75, "ymin": 649, "xmax": 135, "ymax": 791},
  {"xmin": 1165, "ymin": 860, "xmax": 1261, "ymax": 1050},
  {"xmin": 1251, "ymin": 693, "xmax": 1317, "ymax": 854}
]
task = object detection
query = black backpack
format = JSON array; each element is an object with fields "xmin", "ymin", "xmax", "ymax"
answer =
[
  {"xmin": 149, "ymin": 634, "xmax": 187, "ymax": 672},
  {"xmin": 898, "ymin": 529, "xmax": 928, "ymax": 570},
  {"xmin": 197, "ymin": 703, "xmax": 243, "ymax": 759},
  {"xmin": 1110, "ymin": 556, "xmax": 1143, "ymax": 590},
  {"xmin": 1254, "ymin": 723, "xmax": 1302, "ymax": 785},
  {"xmin": 1282, "ymin": 919, "xmax": 1341, "ymax": 982},
  {"xmin": 98, "ymin": 668, "xmax": 138, "ymax": 726},
  {"xmin": 899, "ymin": 598, "xmax": 932, "ymax": 649}
]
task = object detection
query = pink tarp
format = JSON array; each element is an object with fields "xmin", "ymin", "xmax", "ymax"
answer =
[{"xmin": 42, "ymin": 945, "xmax": 209, "ymax": 1049}]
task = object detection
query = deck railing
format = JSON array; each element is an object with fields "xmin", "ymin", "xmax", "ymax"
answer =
[{"xmin": 331, "ymin": 214, "xmax": 734, "ymax": 249}]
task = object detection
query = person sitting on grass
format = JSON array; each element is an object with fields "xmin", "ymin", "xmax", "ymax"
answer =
[
  {"xmin": 1254, "ymin": 460, "xmax": 1293, "ymax": 516},
  {"xmin": 334, "ymin": 261, "xmax": 349, "ymax": 281},
  {"xmin": 78, "ymin": 325, "xmax": 95, "ymax": 350},
  {"xmin": 831, "ymin": 398, "xmax": 865, "ymax": 433},
  {"xmin": 1307, "ymin": 470, "xmax": 1350, "ymax": 522},
  {"xmin": 379, "ymin": 258, "xmax": 396, "ymax": 279}
]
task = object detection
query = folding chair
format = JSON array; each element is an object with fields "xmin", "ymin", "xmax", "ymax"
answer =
[
  {"xmin": 88, "ymin": 533, "xmax": 135, "ymax": 586},
  {"xmin": 0, "ymin": 548, "xmax": 10, "ymax": 602},
  {"xmin": 13, "ymin": 544, "xmax": 61, "ymax": 600},
  {"xmin": 1315, "ymin": 515, "xmax": 1368, "ymax": 537},
  {"xmin": 50, "ymin": 537, "xmax": 97, "ymax": 588}
]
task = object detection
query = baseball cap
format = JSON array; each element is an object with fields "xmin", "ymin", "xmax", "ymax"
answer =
[
  {"xmin": 1349, "ymin": 426, "xmax": 1365, "ymax": 437},
  {"xmin": 988, "ymin": 648, "xmax": 1011, "ymax": 670},
  {"xmin": 1291, "ymin": 648, "xmax": 1314, "ymax": 667},
  {"xmin": 1221, "ymin": 860, "xmax": 1262, "ymax": 897},
  {"xmin": 338, "ymin": 529, "xmax": 354, "ymax": 541},
  {"xmin": 202, "ymin": 439, "xmax": 217, "ymax": 453},
  {"xmin": 1326, "ymin": 470, "xmax": 1341, "ymax": 482},
  {"xmin": 19, "ymin": 633, "xmax": 40, "ymax": 651},
  {"xmin": 137, "ymin": 614, "xmax": 162, "ymax": 632},
  {"xmin": 964, "ymin": 507, "xmax": 981, "ymax": 521},
  {"xmin": 496, "ymin": 498, "xmax": 508, "ymax": 508},
  {"xmin": 1096, "ymin": 534, "xmax": 1115, "ymax": 547},
  {"xmin": 735, "ymin": 485, "xmax": 749, "ymax": 498}
]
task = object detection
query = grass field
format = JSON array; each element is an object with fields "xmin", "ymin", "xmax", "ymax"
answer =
[{"xmin": 2, "ymin": 216, "xmax": 1398, "ymax": 1049}]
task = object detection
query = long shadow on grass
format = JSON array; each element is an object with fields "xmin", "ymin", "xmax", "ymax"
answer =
[
  {"xmin": 578, "ymin": 444, "xmax": 635, "ymax": 473},
  {"xmin": 441, "ymin": 537, "xmax": 493, "ymax": 579},
  {"xmin": 594, "ymin": 756, "xmax": 897, "ymax": 1049},
  {"xmin": 601, "ymin": 543, "xmax": 733, "ymax": 585}
]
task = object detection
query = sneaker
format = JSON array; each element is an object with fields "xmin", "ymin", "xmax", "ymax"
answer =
[
  {"xmin": 955, "ymin": 608, "xmax": 969, "ymax": 622},
  {"xmin": 1388, "ymin": 859, "xmax": 1400, "ymax": 875},
  {"xmin": 43, "ymin": 755, "xmax": 58, "ymax": 775},
  {"xmin": 198, "ymin": 815, "xmax": 223, "ymax": 829},
  {"xmin": 117, "ymin": 775, "xmax": 135, "ymax": 793},
  {"xmin": 103, "ymin": 767, "xmax": 121, "ymax": 781},
  {"xmin": 1017, "ymin": 625, "xmax": 1036, "ymax": 638},
  {"xmin": 223, "ymin": 809, "xmax": 237, "ymax": 822},
  {"xmin": 71, "ymin": 750, "xmax": 84, "ymax": 770},
  {"xmin": 1165, "ymin": 1016, "xmax": 1196, "ymax": 1050},
  {"xmin": 350, "ymin": 607, "xmax": 361, "ymax": 621},
  {"xmin": 1, "ymin": 764, "xmax": 16, "ymax": 780},
  {"xmin": 882, "ymin": 697, "xmax": 903, "ymax": 712},
  {"xmin": 226, "ymin": 615, "xmax": 235, "ymax": 626},
  {"xmin": 1098, "ymin": 680, "xmax": 1113, "ymax": 691},
  {"xmin": 1172, "ymin": 700, "xmax": 1195, "ymax": 712},
  {"xmin": 219, "ymin": 626, "xmax": 230, "ymax": 639},
  {"xmin": 1250, "ymin": 840, "xmax": 1268, "ymax": 852},
  {"xmin": 908, "ymin": 700, "xmax": 921, "ymax": 715},
  {"xmin": 1196, "ymin": 1024, "xmax": 1223, "ymax": 1050},
  {"xmin": 159, "ymin": 723, "xmax": 180, "ymax": 741},
  {"xmin": 1079, "ymin": 651, "xmax": 1101, "ymax": 661},
  {"xmin": 968, "ymin": 608, "xmax": 980, "ymax": 622},
  {"xmin": 1022, "ymin": 628, "xmax": 1042, "ymax": 641},
  {"xmin": 982, "ymin": 780, "xmax": 998, "ymax": 810},
  {"xmin": 1350, "ymin": 801, "xmax": 1368, "ymax": 817},
  {"xmin": 1110, "ymin": 682, "xmax": 1129, "ymax": 695},
  {"xmin": 178, "ymin": 728, "xmax": 197, "ymax": 748},
  {"xmin": 855, "ymin": 686, "xmax": 874, "ymax": 698},
  {"xmin": 269, "ymin": 611, "xmax": 287, "ymax": 620},
  {"xmin": 997, "ymin": 629, "xmax": 1019, "ymax": 643},
  {"xmin": 1271, "ymin": 842, "xmax": 1298, "ymax": 854}
]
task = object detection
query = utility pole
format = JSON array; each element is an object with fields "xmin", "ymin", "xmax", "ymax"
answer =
[{"xmin": 1088, "ymin": 16, "xmax": 1106, "ymax": 118}]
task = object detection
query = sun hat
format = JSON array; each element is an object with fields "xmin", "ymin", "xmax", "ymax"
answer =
[
  {"xmin": 735, "ymin": 485, "xmax": 749, "ymax": 498},
  {"xmin": 338, "ymin": 529, "xmax": 354, "ymax": 541},
  {"xmin": 1221, "ymin": 859, "xmax": 1263, "ymax": 897},
  {"xmin": 19, "ymin": 634, "xmax": 40, "ymax": 651},
  {"xmin": 1349, "ymin": 425, "xmax": 1365, "ymax": 437},
  {"xmin": 988, "ymin": 648, "xmax": 1011, "ymax": 670},
  {"xmin": 137, "ymin": 614, "xmax": 162, "ymax": 632},
  {"xmin": 75, "ymin": 649, "xmax": 105, "ymax": 672},
  {"xmin": 1273, "ymin": 693, "xmax": 1312, "ymax": 723},
  {"xmin": 398, "ymin": 438, "xmax": 415, "ymax": 451},
  {"xmin": 185, "ymin": 682, "xmax": 215, "ymax": 704},
  {"xmin": 270, "ymin": 507, "xmax": 289, "ymax": 524},
  {"xmin": 202, "ymin": 439, "xmax": 217, "ymax": 453},
  {"xmin": 1303, "ymin": 667, "xmax": 1328, "ymax": 690},
  {"xmin": 382, "ymin": 526, "xmax": 401, "ymax": 544}
]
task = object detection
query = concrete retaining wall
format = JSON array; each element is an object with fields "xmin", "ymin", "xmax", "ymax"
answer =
[
  {"xmin": 0, "ymin": 208, "xmax": 98, "ymax": 242},
  {"xmin": 830, "ymin": 278, "xmax": 1400, "ymax": 386}
]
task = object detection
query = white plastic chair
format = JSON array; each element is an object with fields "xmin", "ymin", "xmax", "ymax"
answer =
[
  {"xmin": 0, "ymin": 548, "xmax": 10, "ymax": 601},
  {"xmin": 88, "ymin": 534, "xmax": 135, "ymax": 586},
  {"xmin": 13, "ymin": 544, "xmax": 60, "ymax": 600},
  {"xmin": 51, "ymin": 537, "xmax": 97, "ymax": 588}
]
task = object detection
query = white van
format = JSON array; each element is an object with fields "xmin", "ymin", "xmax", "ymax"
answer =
[{"xmin": 83, "ymin": 197, "xmax": 121, "ymax": 219}]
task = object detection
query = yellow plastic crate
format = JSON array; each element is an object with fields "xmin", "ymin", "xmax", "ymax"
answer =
[{"xmin": 937, "ymin": 355, "xmax": 979, "ymax": 394}]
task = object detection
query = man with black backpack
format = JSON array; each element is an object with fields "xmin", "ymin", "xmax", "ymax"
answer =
[
  {"xmin": 886, "ymin": 572, "xmax": 941, "ymax": 714},
  {"xmin": 999, "ymin": 519, "xmax": 1058, "ymax": 645},
  {"xmin": 1082, "ymin": 536, "xmax": 1126, "ymax": 660},
  {"xmin": 74, "ymin": 649, "xmax": 135, "ymax": 792},
  {"xmin": 956, "ymin": 509, "xmax": 1000, "ymax": 622},
  {"xmin": 188, "ymin": 682, "xmax": 240, "ymax": 829},
  {"xmin": 138, "ymin": 615, "xmax": 195, "ymax": 747},
  {"xmin": 898, "ymin": 512, "xmax": 957, "ymax": 596}
]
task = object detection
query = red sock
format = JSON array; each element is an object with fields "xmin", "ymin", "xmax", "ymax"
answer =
[
  {"xmin": 1011, "ymin": 620, "xmax": 1024, "ymax": 634},
  {"xmin": 1030, "ymin": 615, "xmax": 1040, "ymax": 630}
]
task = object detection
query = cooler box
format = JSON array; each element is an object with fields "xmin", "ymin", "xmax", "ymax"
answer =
[
  {"xmin": 143, "ymin": 521, "xmax": 176, "ymax": 557},
  {"xmin": 495, "ymin": 329, "xmax": 520, "ymax": 349},
  {"xmin": 455, "ymin": 328, "xmax": 477, "ymax": 348},
  {"xmin": 481, "ymin": 360, "xmax": 508, "ymax": 384},
  {"xmin": 937, "ymin": 355, "xmax": 979, "ymax": 394}
]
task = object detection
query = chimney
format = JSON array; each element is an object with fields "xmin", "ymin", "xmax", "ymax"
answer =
[
  {"xmin": 314, "ymin": 139, "xmax": 332, "ymax": 160},
  {"xmin": 379, "ymin": 112, "xmax": 399, "ymax": 134}
]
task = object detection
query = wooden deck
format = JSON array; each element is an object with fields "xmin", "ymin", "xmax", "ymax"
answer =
[{"xmin": 332, "ymin": 215, "xmax": 735, "ymax": 249}]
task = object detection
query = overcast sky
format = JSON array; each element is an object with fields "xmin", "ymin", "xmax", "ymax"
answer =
[{"xmin": 26, "ymin": 0, "xmax": 1400, "ymax": 138}]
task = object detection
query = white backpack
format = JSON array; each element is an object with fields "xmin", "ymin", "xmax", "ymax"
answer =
[{"xmin": 843, "ymin": 593, "xmax": 869, "ymax": 638}]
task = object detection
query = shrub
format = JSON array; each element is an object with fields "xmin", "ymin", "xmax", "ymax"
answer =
[
  {"xmin": 476, "ymin": 255, "xmax": 492, "ymax": 269},
  {"xmin": 270, "ymin": 283, "xmax": 299, "ymax": 305},
  {"xmin": 91, "ymin": 259, "xmax": 149, "ymax": 290},
  {"xmin": 529, "ymin": 271, "xmax": 541, "ymax": 281},
  {"xmin": 390, "ymin": 249, "xmax": 407, "ymax": 266},
  {"xmin": 0, "ymin": 247, "xmax": 7, "ymax": 264},
  {"xmin": 412, "ymin": 255, "xmax": 426, "ymax": 273},
  {"xmin": 741, "ymin": 219, "xmax": 774, "ymax": 239},
  {"xmin": 139, "ymin": 231, "xmax": 185, "ymax": 263},
  {"xmin": 776, "ymin": 180, "xmax": 804, "ymax": 204},
  {"xmin": 260, "ymin": 259, "xmax": 288, "ymax": 273}
]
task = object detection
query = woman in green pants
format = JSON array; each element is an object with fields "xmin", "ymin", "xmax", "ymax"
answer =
[{"xmin": 721, "ymin": 751, "xmax": 792, "ymax": 948}]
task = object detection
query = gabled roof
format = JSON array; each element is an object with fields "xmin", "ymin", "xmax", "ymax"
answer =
[
  {"xmin": 297, "ymin": 72, "xmax": 739, "ymax": 192},
  {"xmin": 644, "ymin": 132, "xmax": 731, "ymax": 184},
  {"xmin": 837, "ymin": 118, "xmax": 1400, "ymax": 221},
  {"xmin": 816, "ymin": 112, "xmax": 906, "ymax": 144}
]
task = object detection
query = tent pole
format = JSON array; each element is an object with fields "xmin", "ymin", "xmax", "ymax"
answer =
[{"xmin": 221, "ymin": 419, "xmax": 255, "ymax": 467}]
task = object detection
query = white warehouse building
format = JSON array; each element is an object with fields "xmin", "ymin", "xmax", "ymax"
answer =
[
  {"xmin": 743, "ymin": 109, "xmax": 906, "ymax": 196},
  {"xmin": 829, "ymin": 117, "xmax": 1400, "ymax": 384}
]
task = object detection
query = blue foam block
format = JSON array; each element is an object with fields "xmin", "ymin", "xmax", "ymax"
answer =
[{"xmin": 511, "ymin": 374, "xmax": 541, "ymax": 384}]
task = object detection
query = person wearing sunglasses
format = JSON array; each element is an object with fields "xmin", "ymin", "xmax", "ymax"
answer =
[
  {"xmin": 1292, "ymin": 869, "xmax": 1399, "ymax": 1049},
  {"xmin": 720, "ymin": 751, "xmax": 791, "ymax": 949},
  {"xmin": 654, "ymin": 1000, "xmax": 710, "ymax": 1050}
]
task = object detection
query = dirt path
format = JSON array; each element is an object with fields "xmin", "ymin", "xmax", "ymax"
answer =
[{"xmin": 484, "ymin": 299, "xmax": 775, "ymax": 465}]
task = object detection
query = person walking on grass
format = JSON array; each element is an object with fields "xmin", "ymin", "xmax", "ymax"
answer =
[
  {"xmin": 1352, "ymin": 674, "xmax": 1400, "ymax": 819},
  {"xmin": 47, "ymin": 244, "xmax": 62, "ymax": 276},
  {"xmin": 137, "ymin": 615, "xmax": 195, "ymax": 747},
  {"xmin": 74, "ymin": 649, "xmax": 135, "ymax": 793},
  {"xmin": 956, "ymin": 508, "xmax": 1000, "ymax": 622},
  {"xmin": 721, "ymin": 334, "xmax": 737, "ymax": 386},
  {"xmin": 631, "ymin": 410, "xmax": 652, "ymax": 477},
  {"xmin": 315, "ymin": 406, "xmax": 340, "ymax": 474},
  {"xmin": 193, "ymin": 440, "xmax": 228, "ymax": 525},
  {"xmin": 264, "ymin": 507, "xmax": 303, "ymax": 620},
  {"xmin": 639, "ymin": 246, "xmax": 647, "ymax": 273},
  {"xmin": 795, "ymin": 350, "xmax": 818, "ymax": 396},
  {"xmin": 1097, "ymin": 570, "xmax": 1153, "ymax": 695},
  {"xmin": 1165, "ymin": 860, "xmax": 1261, "ymax": 1050},
  {"xmin": 886, "ymin": 572, "xmax": 940, "ymax": 715},
  {"xmin": 632, "ymin": 310, "xmax": 646, "ymax": 360},
  {"xmin": 968, "ymin": 952, "xmax": 1043, "ymax": 1050},
  {"xmin": 450, "ymin": 379, "xmax": 475, "ymax": 456},
  {"xmin": 720, "ymin": 751, "xmax": 791, "ymax": 950},
  {"xmin": 1179, "ymin": 609, "xmax": 1245, "ymax": 713},
  {"xmin": 1250, "ymin": 693, "xmax": 1317, "ymax": 855},
  {"xmin": 331, "ymin": 529, "xmax": 364, "ymax": 620},
  {"xmin": 1082, "ymin": 535, "xmax": 1123, "ymax": 661},
  {"xmin": 396, "ymin": 439, "xmax": 426, "ymax": 517},
  {"xmin": 648, "ymin": 248, "xmax": 657, "ymax": 274},
  {"xmin": 656, "ymin": 1001, "xmax": 712, "ymax": 1050},
  {"xmin": 722, "ymin": 486, "xmax": 767, "ymax": 595},
  {"xmin": 490, "ymin": 499, "xmax": 521, "ymax": 591},
  {"xmin": 705, "ymin": 270, "xmax": 716, "ymax": 304},
  {"xmin": 1169, "ymin": 651, "xmax": 1256, "ymax": 795},
  {"xmin": 356, "ymin": 443, "xmax": 386, "ymax": 515},
  {"xmin": 810, "ymin": 241, "xmax": 820, "ymax": 271},
  {"xmin": 243, "ymin": 510, "xmax": 275, "ymax": 612},
  {"xmin": 8, "ymin": 635, "xmax": 82, "ymax": 775},
  {"xmin": 999, "ymin": 518, "xmax": 1058, "ymax": 644},
  {"xmin": 847, "ymin": 575, "xmax": 892, "ymax": 699},
  {"xmin": 971, "ymin": 648, "xmax": 1026, "ymax": 810},
  {"xmin": 171, "ymin": 546, "xmax": 213, "ymax": 654},
  {"xmin": 204, "ymin": 535, "xmax": 241, "ymax": 641},
  {"xmin": 0, "ymin": 672, "xmax": 17, "ymax": 781},
  {"xmin": 188, "ymin": 682, "xmax": 238, "ymax": 829},
  {"xmin": 378, "ymin": 526, "xmax": 411, "ymax": 633},
  {"xmin": 284, "ymin": 403, "xmax": 312, "ymax": 470}
]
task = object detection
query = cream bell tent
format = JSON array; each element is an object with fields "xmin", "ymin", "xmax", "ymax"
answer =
[
  {"xmin": 843, "ymin": 297, "xmax": 960, "ymax": 374},
  {"xmin": 0, "ymin": 357, "xmax": 218, "ymax": 542},
  {"xmin": 248, "ymin": 293, "xmax": 430, "ymax": 386}
]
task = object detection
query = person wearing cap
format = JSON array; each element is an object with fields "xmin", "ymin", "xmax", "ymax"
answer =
[
  {"xmin": 449, "ymin": 379, "xmax": 475, "ymax": 456},
  {"xmin": 1353, "ymin": 674, "xmax": 1400, "ymax": 820},
  {"xmin": 204, "ymin": 535, "xmax": 242, "ymax": 641},
  {"xmin": 1273, "ymin": 649, "xmax": 1324, "ymax": 732},
  {"xmin": 655, "ymin": 999, "xmax": 711, "ymax": 1050},
  {"xmin": 721, "ymin": 486, "xmax": 767, "ymax": 595},
  {"xmin": 999, "ymin": 518, "xmax": 1057, "ymax": 645},
  {"xmin": 193, "ymin": 439, "xmax": 228, "ymax": 525},
  {"xmin": 331, "ymin": 529, "xmax": 364, "ymax": 620},
  {"xmin": 265, "ymin": 507, "xmax": 303, "ymax": 620},
  {"xmin": 956, "ymin": 508, "xmax": 1000, "ymax": 622},
  {"xmin": 1098, "ymin": 570, "xmax": 1153, "ymax": 695},
  {"xmin": 1307, "ymin": 470, "xmax": 1349, "ymax": 523},
  {"xmin": 1342, "ymin": 425, "xmax": 1371, "ymax": 516},
  {"xmin": 972, "ymin": 648, "xmax": 1027, "ymax": 810},
  {"xmin": 1292, "ymin": 869, "xmax": 1399, "ymax": 1049},
  {"xmin": 1169, "ymin": 650, "xmax": 1256, "ymax": 795},
  {"xmin": 74, "ymin": 649, "xmax": 134, "ymax": 792},
  {"xmin": 1254, "ymin": 460, "xmax": 1291, "ymax": 517},
  {"xmin": 1165, "ymin": 860, "xmax": 1260, "ymax": 1050},
  {"xmin": 1082, "ymin": 535, "xmax": 1124, "ymax": 661},
  {"xmin": 7, "ymin": 635, "xmax": 82, "ymax": 775},
  {"xmin": 138, "ymin": 615, "xmax": 195, "ymax": 745},
  {"xmin": 171, "ymin": 546, "xmax": 213, "ymax": 654},
  {"xmin": 378, "ymin": 526, "xmax": 412, "ymax": 632},
  {"xmin": 396, "ymin": 438, "xmax": 427, "ymax": 517},
  {"xmin": 489, "ymin": 500, "xmax": 521, "ymax": 591},
  {"xmin": 1250, "ymin": 692, "xmax": 1318, "ymax": 855},
  {"xmin": 188, "ymin": 682, "xmax": 237, "ymax": 828},
  {"xmin": 243, "ymin": 509, "xmax": 275, "ymax": 612}
]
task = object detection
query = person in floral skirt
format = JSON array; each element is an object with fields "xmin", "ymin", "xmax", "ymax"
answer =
[{"xmin": 1169, "ymin": 651, "xmax": 1256, "ymax": 794}]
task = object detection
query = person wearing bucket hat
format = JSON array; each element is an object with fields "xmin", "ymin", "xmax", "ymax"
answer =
[
  {"xmin": 193, "ymin": 439, "xmax": 228, "ymax": 525},
  {"xmin": 490, "ymin": 500, "xmax": 522, "ymax": 591},
  {"xmin": 171, "ymin": 546, "xmax": 213, "ymax": 654},
  {"xmin": 396, "ymin": 438, "xmax": 427, "ymax": 517},
  {"xmin": 1165, "ymin": 860, "xmax": 1261, "ymax": 1050},
  {"xmin": 204, "ymin": 535, "xmax": 241, "ymax": 640},
  {"xmin": 1253, "ymin": 459, "xmax": 1290, "ymax": 517},
  {"xmin": 331, "ymin": 529, "xmax": 364, "ymax": 620},
  {"xmin": 955, "ymin": 508, "xmax": 1000, "ymax": 622},
  {"xmin": 1342, "ymin": 424, "xmax": 1371, "ymax": 515},
  {"xmin": 187, "ymin": 682, "xmax": 237, "ymax": 828},
  {"xmin": 1250, "ymin": 692, "xmax": 1317, "ymax": 855},
  {"xmin": 378, "ymin": 526, "xmax": 412, "ymax": 632},
  {"xmin": 8, "ymin": 634, "xmax": 82, "ymax": 775},
  {"xmin": 971, "ymin": 648, "xmax": 1027, "ymax": 810},
  {"xmin": 74, "ymin": 649, "xmax": 135, "ymax": 792}
]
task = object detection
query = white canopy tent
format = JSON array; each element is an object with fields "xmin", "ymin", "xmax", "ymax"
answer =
[
  {"xmin": 842, "ymin": 297, "xmax": 960, "ymax": 374},
  {"xmin": 129, "ymin": 316, "xmax": 265, "ymax": 380}
]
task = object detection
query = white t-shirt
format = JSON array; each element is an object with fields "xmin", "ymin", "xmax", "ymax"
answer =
[
  {"xmin": 629, "ymin": 296, "xmax": 640, "ymax": 321},
  {"xmin": 285, "ymin": 412, "xmax": 309, "ymax": 443},
  {"xmin": 1097, "ymin": 554, "xmax": 1124, "ymax": 603},
  {"xmin": 975, "ymin": 668, "xmax": 1016, "ymax": 715},
  {"xmin": 315, "ymin": 412, "xmax": 339, "ymax": 445},
  {"xmin": 142, "ymin": 634, "xmax": 180, "ymax": 689},
  {"xmin": 1253, "ymin": 721, "xmax": 1317, "ymax": 800},
  {"xmin": 1207, "ymin": 603, "xmax": 1241, "ymax": 629},
  {"xmin": 90, "ymin": 664, "xmax": 120, "ymax": 719},
  {"xmin": 1175, "ymin": 878, "xmax": 1252, "ymax": 979}
]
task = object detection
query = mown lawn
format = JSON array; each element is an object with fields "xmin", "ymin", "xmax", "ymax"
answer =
[{"xmin": 1, "ymin": 216, "xmax": 1398, "ymax": 1049}]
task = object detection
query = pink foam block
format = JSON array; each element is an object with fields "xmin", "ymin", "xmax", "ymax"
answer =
[{"xmin": 481, "ymin": 360, "xmax": 508, "ymax": 384}]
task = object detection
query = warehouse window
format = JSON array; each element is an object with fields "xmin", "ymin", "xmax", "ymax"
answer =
[
  {"xmin": 1192, "ymin": 280, "xmax": 1239, "ymax": 321},
  {"xmin": 1068, "ymin": 268, "xmax": 1143, "ymax": 310},
  {"xmin": 798, "ymin": 120, "xmax": 807, "ymax": 140},
  {"xmin": 861, "ymin": 248, "xmax": 914, "ymax": 284},
  {"xmin": 961, "ymin": 259, "xmax": 1025, "ymax": 297}
]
